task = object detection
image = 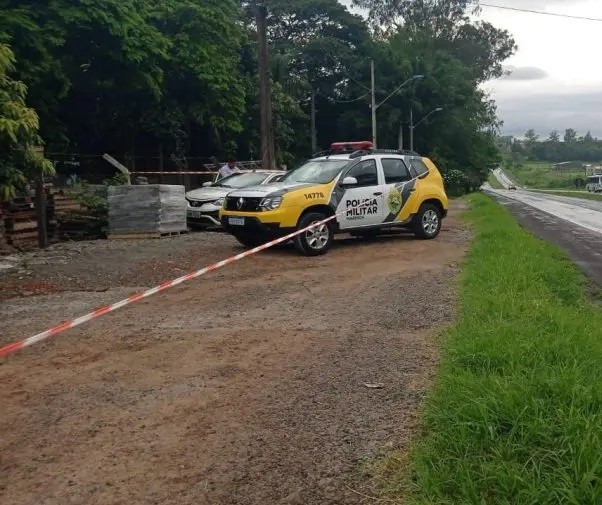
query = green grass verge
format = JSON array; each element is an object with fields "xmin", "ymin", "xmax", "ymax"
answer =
[
  {"xmin": 507, "ymin": 162, "xmax": 586, "ymax": 190},
  {"xmin": 383, "ymin": 193, "xmax": 602, "ymax": 504},
  {"xmin": 532, "ymin": 190, "xmax": 602, "ymax": 203},
  {"xmin": 487, "ymin": 172, "xmax": 504, "ymax": 189}
]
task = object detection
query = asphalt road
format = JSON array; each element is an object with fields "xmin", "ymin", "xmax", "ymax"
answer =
[
  {"xmin": 485, "ymin": 168, "xmax": 602, "ymax": 285},
  {"xmin": 486, "ymin": 187, "xmax": 602, "ymax": 236},
  {"xmin": 484, "ymin": 182, "xmax": 602, "ymax": 286}
]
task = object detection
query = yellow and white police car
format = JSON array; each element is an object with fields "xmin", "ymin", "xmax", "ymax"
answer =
[{"xmin": 220, "ymin": 142, "xmax": 449, "ymax": 256}]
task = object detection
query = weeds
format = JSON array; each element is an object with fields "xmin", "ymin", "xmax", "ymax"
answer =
[{"xmin": 385, "ymin": 194, "xmax": 602, "ymax": 504}]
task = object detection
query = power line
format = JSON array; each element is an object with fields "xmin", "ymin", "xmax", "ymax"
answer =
[
  {"xmin": 478, "ymin": 2, "xmax": 602, "ymax": 22},
  {"xmin": 327, "ymin": 90, "xmax": 371, "ymax": 104}
]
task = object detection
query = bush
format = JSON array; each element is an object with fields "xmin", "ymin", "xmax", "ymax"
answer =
[{"xmin": 442, "ymin": 169, "xmax": 471, "ymax": 196}]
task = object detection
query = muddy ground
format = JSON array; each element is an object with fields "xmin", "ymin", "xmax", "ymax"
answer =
[{"xmin": 1, "ymin": 202, "xmax": 469, "ymax": 505}]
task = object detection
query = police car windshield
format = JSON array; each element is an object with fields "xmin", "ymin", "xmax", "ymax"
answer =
[
  {"xmin": 281, "ymin": 159, "xmax": 349, "ymax": 184},
  {"xmin": 215, "ymin": 172, "xmax": 268, "ymax": 188}
]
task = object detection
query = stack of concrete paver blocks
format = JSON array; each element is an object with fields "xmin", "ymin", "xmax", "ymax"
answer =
[{"xmin": 108, "ymin": 185, "xmax": 187, "ymax": 237}]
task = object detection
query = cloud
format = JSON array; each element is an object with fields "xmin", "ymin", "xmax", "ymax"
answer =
[
  {"xmin": 496, "ymin": 90, "xmax": 602, "ymax": 137},
  {"xmin": 501, "ymin": 66, "xmax": 548, "ymax": 81}
]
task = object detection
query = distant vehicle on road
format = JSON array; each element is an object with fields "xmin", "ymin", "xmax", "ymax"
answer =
[
  {"xmin": 586, "ymin": 175, "xmax": 602, "ymax": 193},
  {"xmin": 508, "ymin": 184, "xmax": 517, "ymax": 190},
  {"xmin": 186, "ymin": 170, "xmax": 285, "ymax": 229}
]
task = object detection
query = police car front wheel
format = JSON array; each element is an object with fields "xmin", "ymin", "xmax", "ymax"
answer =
[
  {"xmin": 412, "ymin": 203, "xmax": 442, "ymax": 240},
  {"xmin": 294, "ymin": 212, "xmax": 334, "ymax": 256},
  {"xmin": 233, "ymin": 232, "xmax": 263, "ymax": 249}
]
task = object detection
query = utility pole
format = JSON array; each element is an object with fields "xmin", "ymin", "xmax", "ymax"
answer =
[
  {"xmin": 410, "ymin": 107, "xmax": 443, "ymax": 152},
  {"xmin": 35, "ymin": 172, "xmax": 48, "ymax": 249},
  {"xmin": 398, "ymin": 124, "xmax": 403, "ymax": 150},
  {"xmin": 371, "ymin": 59, "xmax": 377, "ymax": 148},
  {"xmin": 33, "ymin": 146, "xmax": 48, "ymax": 249},
  {"xmin": 311, "ymin": 88, "xmax": 317, "ymax": 154},
  {"xmin": 410, "ymin": 108, "xmax": 414, "ymax": 152},
  {"xmin": 256, "ymin": 1, "xmax": 276, "ymax": 170}
]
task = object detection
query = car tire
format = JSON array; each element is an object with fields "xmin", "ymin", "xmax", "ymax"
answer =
[
  {"xmin": 412, "ymin": 203, "xmax": 442, "ymax": 240},
  {"xmin": 188, "ymin": 222, "xmax": 207, "ymax": 232},
  {"xmin": 232, "ymin": 232, "xmax": 263, "ymax": 249},
  {"xmin": 294, "ymin": 212, "xmax": 334, "ymax": 256}
]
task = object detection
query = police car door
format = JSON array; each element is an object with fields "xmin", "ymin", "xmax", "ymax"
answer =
[
  {"xmin": 379, "ymin": 157, "xmax": 416, "ymax": 224},
  {"xmin": 336, "ymin": 158, "xmax": 385, "ymax": 230}
]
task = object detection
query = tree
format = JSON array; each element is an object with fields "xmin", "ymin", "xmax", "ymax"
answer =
[
  {"xmin": 1, "ymin": 0, "xmax": 171, "ymax": 152},
  {"xmin": 146, "ymin": 0, "xmax": 246, "ymax": 157},
  {"xmin": 352, "ymin": 0, "xmax": 516, "ymax": 82},
  {"xmin": 0, "ymin": 0, "xmax": 518, "ymax": 193},
  {"xmin": 549, "ymin": 130, "xmax": 560, "ymax": 143},
  {"xmin": 0, "ymin": 44, "xmax": 53, "ymax": 202},
  {"xmin": 564, "ymin": 128, "xmax": 577, "ymax": 144},
  {"xmin": 524, "ymin": 128, "xmax": 538, "ymax": 145}
]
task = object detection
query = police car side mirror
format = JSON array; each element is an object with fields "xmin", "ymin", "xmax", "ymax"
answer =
[
  {"xmin": 202, "ymin": 182, "xmax": 213, "ymax": 187},
  {"xmin": 341, "ymin": 176, "xmax": 358, "ymax": 186}
]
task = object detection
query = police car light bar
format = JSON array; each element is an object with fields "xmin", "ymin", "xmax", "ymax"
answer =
[{"xmin": 330, "ymin": 141, "xmax": 373, "ymax": 152}]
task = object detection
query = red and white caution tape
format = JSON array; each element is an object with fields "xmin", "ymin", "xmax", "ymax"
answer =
[
  {"xmin": 0, "ymin": 200, "xmax": 373, "ymax": 359},
  {"xmin": 129, "ymin": 170, "xmax": 283, "ymax": 175}
]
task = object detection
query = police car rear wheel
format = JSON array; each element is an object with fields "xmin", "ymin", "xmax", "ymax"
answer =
[
  {"xmin": 294, "ymin": 212, "xmax": 333, "ymax": 256},
  {"xmin": 412, "ymin": 203, "xmax": 441, "ymax": 240}
]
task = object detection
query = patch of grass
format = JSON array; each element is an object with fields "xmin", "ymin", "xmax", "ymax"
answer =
[
  {"xmin": 507, "ymin": 162, "xmax": 587, "ymax": 190},
  {"xmin": 532, "ymin": 190, "xmax": 602, "ymax": 203},
  {"xmin": 382, "ymin": 194, "xmax": 602, "ymax": 504},
  {"xmin": 487, "ymin": 171, "xmax": 504, "ymax": 189}
]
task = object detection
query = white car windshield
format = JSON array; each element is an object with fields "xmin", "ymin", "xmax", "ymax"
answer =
[
  {"xmin": 281, "ymin": 159, "xmax": 350, "ymax": 184},
  {"xmin": 215, "ymin": 172, "xmax": 269, "ymax": 188}
]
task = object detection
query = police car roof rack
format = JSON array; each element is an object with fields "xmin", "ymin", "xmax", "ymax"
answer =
[
  {"xmin": 312, "ymin": 146, "xmax": 365, "ymax": 158},
  {"xmin": 348, "ymin": 148, "xmax": 420, "ymax": 159},
  {"xmin": 348, "ymin": 149, "xmax": 372, "ymax": 159}
]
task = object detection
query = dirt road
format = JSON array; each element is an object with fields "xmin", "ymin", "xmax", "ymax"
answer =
[{"xmin": 1, "ymin": 203, "xmax": 469, "ymax": 505}]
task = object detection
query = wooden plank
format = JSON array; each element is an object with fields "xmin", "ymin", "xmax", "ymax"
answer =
[
  {"xmin": 108, "ymin": 230, "xmax": 187, "ymax": 240},
  {"xmin": 8, "ymin": 230, "xmax": 40, "ymax": 240},
  {"xmin": 6, "ymin": 210, "xmax": 37, "ymax": 221},
  {"xmin": 54, "ymin": 205, "xmax": 84, "ymax": 212},
  {"xmin": 11, "ymin": 223, "xmax": 38, "ymax": 233}
]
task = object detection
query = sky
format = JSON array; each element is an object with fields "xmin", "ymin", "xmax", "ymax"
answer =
[{"xmin": 341, "ymin": 0, "xmax": 602, "ymax": 138}]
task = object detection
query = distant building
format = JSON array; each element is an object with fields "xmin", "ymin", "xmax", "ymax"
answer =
[
  {"xmin": 585, "ymin": 165, "xmax": 602, "ymax": 176},
  {"xmin": 551, "ymin": 161, "xmax": 585, "ymax": 171}
]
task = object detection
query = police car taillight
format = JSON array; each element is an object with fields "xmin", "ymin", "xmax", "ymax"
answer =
[{"xmin": 330, "ymin": 141, "xmax": 373, "ymax": 152}]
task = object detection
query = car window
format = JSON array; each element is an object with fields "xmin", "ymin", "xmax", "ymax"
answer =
[
  {"xmin": 214, "ymin": 172, "xmax": 269, "ymax": 188},
  {"xmin": 345, "ymin": 159, "xmax": 378, "ymax": 187},
  {"xmin": 409, "ymin": 158, "xmax": 429, "ymax": 177},
  {"xmin": 381, "ymin": 158, "xmax": 411, "ymax": 183},
  {"xmin": 270, "ymin": 174, "xmax": 285, "ymax": 182},
  {"xmin": 281, "ymin": 159, "xmax": 350, "ymax": 184}
]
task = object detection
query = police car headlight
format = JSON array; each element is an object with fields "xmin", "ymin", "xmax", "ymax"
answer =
[
  {"xmin": 259, "ymin": 196, "xmax": 283, "ymax": 210},
  {"xmin": 213, "ymin": 198, "xmax": 225, "ymax": 208}
]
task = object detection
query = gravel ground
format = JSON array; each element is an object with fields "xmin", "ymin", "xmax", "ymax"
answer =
[
  {"xmin": 0, "ymin": 232, "xmax": 239, "ymax": 300},
  {"xmin": 1, "ymin": 202, "xmax": 470, "ymax": 505}
]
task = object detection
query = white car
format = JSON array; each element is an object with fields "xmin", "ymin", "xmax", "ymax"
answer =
[
  {"xmin": 186, "ymin": 170, "xmax": 285, "ymax": 228},
  {"xmin": 587, "ymin": 175, "xmax": 602, "ymax": 193}
]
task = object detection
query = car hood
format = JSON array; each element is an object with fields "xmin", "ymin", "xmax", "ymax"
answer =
[
  {"xmin": 186, "ymin": 186, "xmax": 229, "ymax": 201},
  {"xmin": 225, "ymin": 181, "xmax": 314, "ymax": 198}
]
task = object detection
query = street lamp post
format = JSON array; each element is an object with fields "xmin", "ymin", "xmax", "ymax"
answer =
[
  {"xmin": 410, "ymin": 107, "xmax": 443, "ymax": 151},
  {"xmin": 370, "ymin": 61, "xmax": 423, "ymax": 148}
]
